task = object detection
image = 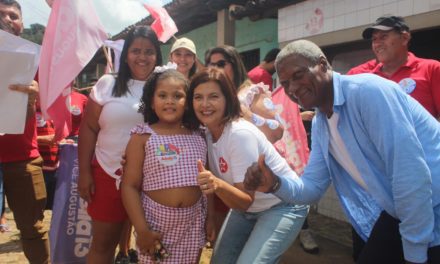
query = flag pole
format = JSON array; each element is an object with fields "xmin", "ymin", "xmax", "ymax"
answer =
[{"xmin": 102, "ymin": 46, "xmax": 114, "ymax": 73}]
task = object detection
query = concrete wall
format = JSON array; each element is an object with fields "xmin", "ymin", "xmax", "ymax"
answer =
[
  {"xmin": 160, "ymin": 17, "xmax": 278, "ymax": 64},
  {"xmin": 279, "ymin": 0, "xmax": 440, "ymax": 47}
]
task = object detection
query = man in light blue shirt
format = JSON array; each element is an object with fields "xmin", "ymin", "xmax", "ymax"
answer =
[{"xmin": 244, "ymin": 39, "xmax": 440, "ymax": 264}]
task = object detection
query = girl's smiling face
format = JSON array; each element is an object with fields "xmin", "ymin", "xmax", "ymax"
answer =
[{"xmin": 152, "ymin": 78, "xmax": 187, "ymax": 125}]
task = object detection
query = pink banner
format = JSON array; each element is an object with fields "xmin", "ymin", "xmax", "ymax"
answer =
[
  {"xmin": 272, "ymin": 87, "xmax": 310, "ymax": 175},
  {"xmin": 39, "ymin": 0, "xmax": 107, "ymax": 140}
]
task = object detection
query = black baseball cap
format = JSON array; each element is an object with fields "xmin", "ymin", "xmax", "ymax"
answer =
[{"xmin": 362, "ymin": 16, "xmax": 410, "ymax": 39}]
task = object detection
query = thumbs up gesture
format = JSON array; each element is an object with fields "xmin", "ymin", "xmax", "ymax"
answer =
[
  {"xmin": 197, "ymin": 160, "xmax": 217, "ymax": 194},
  {"xmin": 244, "ymin": 155, "xmax": 277, "ymax": 193}
]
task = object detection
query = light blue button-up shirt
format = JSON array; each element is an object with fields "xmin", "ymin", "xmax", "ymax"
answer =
[{"xmin": 275, "ymin": 72, "xmax": 440, "ymax": 263}]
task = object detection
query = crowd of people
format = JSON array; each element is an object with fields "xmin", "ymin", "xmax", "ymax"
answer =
[{"xmin": 1, "ymin": 0, "xmax": 440, "ymax": 263}]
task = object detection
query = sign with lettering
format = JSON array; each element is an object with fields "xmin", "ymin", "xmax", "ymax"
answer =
[{"xmin": 50, "ymin": 144, "xmax": 92, "ymax": 263}]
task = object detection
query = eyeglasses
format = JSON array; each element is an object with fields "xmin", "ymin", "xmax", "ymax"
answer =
[{"xmin": 208, "ymin": 60, "xmax": 229, "ymax": 68}]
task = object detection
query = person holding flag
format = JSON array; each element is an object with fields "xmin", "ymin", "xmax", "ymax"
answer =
[{"xmin": 0, "ymin": 0, "xmax": 49, "ymax": 263}]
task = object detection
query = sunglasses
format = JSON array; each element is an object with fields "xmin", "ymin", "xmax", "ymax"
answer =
[{"xmin": 208, "ymin": 60, "xmax": 230, "ymax": 68}]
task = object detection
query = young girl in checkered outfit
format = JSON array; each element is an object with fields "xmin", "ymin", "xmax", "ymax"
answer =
[{"xmin": 121, "ymin": 66, "xmax": 215, "ymax": 264}]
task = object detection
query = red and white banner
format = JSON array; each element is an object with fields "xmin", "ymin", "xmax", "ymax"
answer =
[
  {"xmin": 39, "ymin": 0, "xmax": 108, "ymax": 140},
  {"xmin": 143, "ymin": 3, "xmax": 178, "ymax": 43}
]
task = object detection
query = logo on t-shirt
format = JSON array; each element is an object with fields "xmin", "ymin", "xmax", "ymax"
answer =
[
  {"xmin": 70, "ymin": 104, "xmax": 82, "ymax": 116},
  {"xmin": 219, "ymin": 157, "xmax": 228, "ymax": 173},
  {"xmin": 155, "ymin": 144, "xmax": 180, "ymax": 166},
  {"xmin": 398, "ymin": 78, "xmax": 416, "ymax": 94},
  {"xmin": 36, "ymin": 112, "xmax": 47, "ymax": 127},
  {"xmin": 114, "ymin": 168, "xmax": 123, "ymax": 176}
]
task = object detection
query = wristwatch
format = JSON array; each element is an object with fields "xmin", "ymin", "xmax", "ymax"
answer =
[{"xmin": 264, "ymin": 175, "xmax": 281, "ymax": 193}]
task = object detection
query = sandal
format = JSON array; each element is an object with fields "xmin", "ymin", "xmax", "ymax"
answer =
[{"xmin": 0, "ymin": 223, "xmax": 11, "ymax": 232}]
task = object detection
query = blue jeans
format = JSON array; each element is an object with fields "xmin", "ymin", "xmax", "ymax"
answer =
[{"xmin": 211, "ymin": 202, "xmax": 309, "ymax": 264}]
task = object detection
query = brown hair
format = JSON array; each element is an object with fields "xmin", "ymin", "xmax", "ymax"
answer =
[
  {"xmin": 205, "ymin": 45, "xmax": 249, "ymax": 90},
  {"xmin": 188, "ymin": 68, "xmax": 241, "ymax": 127}
]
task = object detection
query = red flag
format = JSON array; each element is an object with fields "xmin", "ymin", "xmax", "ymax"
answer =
[
  {"xmin": 39, "ymin": 0, "xmax": 108, "ymax": 140},
  {"xmin": 143, "ymin": 4, "xmax": 178, "ymax": 43}
]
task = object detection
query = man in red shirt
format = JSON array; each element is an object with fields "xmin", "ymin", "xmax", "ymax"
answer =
[
  {"xmin": 349, "ymin": 16, "xmax": 440, "ymax": 119},
  {"xmin": 68, "ymin": 89, "xmax": 88, "ymax": 138},
  {"xmin": 347, "ymin": 15, "xmax": 440, "ymax": 261},
  {"xmin": 0, "ymin": 1, "xmax": 49, "ymax": 263},
  {"xmin": 248, "ymin": 48, "xmax": 280, "ymax": 91}
]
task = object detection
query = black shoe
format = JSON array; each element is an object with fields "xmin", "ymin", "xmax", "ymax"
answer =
[
  {"xmin": 128, "ymin": 249, "xmax": 138, "ymax": 263},
  {"xmin": 115, "ymin": 251, "xmax": 130, "ymax": 264}
]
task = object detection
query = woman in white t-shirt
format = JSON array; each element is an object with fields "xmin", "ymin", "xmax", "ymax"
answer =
[
  {"xmin": 188, "ymin": 68, "xmax": 309, "ymax": 264},
  {"xmin": 78, "ymin": 26, "xmax": 162, "ymax": 263}
]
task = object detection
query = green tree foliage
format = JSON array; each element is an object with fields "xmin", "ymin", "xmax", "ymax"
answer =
[{"xmin": 21, "ymin": 23, "xmax": 45, "ymax": 45}]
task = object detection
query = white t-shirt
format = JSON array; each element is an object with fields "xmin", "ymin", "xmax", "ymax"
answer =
[
  {"xmin": 90, "ymin": 74, "xmax": 145, "ymax": 180},
  {"xmin": 206, "ymin": 119, "xmax": 298, "ymax": 212},
  {"xmin": 327, "ymin": 113, "xmax": 367, "ymax": 190}
]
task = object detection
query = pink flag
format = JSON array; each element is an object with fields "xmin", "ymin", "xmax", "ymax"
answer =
[
  {"xmin": 143, "ymin": 4, "xmax": 178, "ymax": 43},
  {"xmin": 39, "ymin": 0, "xmax": 108, "ymax": 140},
  {"xmin": 272, "ymin": 87, "xmax": 310, "ymax": 175}
]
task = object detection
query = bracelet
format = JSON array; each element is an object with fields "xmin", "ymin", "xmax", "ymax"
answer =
[{"xmin": 264, "ymin": 175, "xmax": 281, "ymax": 193}]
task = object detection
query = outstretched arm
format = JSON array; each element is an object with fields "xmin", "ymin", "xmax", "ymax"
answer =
[{"xmin": 245, "ymin": 126, "xmax": 331, "ymax": 205}]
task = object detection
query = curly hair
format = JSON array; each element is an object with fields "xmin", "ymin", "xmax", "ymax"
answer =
[{"xmin": 138, "ymin": 69, "xmax": 200, "ymax": 130}]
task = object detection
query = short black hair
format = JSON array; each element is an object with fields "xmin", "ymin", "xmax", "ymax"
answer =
[
  {"xmin": 0, "ymin": 0, "xmax": 21, "ymax": 12},
  {"xmin": 263, "ymin": 48, "xmax": 280, "ymax": 63}
]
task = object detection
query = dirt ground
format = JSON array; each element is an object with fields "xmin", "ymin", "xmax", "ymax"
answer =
[{"xmin": 0, "ymin": 206, "xmax": 353, "ymax": 264}]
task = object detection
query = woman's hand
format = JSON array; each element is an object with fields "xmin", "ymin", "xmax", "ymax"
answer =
[
  {"xmin": 78, "ymin": 171, "xmax": 95, "ymax": 203},
  {"xmin": 197, "ymin": 160, "xmax": 220, "ymax": 195}
]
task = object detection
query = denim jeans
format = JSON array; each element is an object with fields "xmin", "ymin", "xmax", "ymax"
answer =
[{"xmin": 211, "ymin": 202, "xmax": 309, "ymax": 264}]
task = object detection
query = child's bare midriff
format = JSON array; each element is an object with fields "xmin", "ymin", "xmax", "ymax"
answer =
[{"xmin": 146, "ymin": 186, "xmax": 202, "ymax": 208}]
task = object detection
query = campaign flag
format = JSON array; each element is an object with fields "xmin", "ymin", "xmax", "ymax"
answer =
[
  {"xmin": 104, "ymin": 39, "xmax": 125, "ymax": 73},
  {"xmin": 143, "ymin": 3, "xmax": 178, "ymax": 42},
  {"xmin": 50, "ymin": 144, "xmax": 92, "ymax": 263},
  {"xmin": 39, "ymin": 0, "xmax": 108, "ymax": 140}
]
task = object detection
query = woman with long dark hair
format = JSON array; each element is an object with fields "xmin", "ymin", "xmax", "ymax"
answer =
[{"xmin": 78, "ymin": 26, "xmax": 162, "ymax": 263}]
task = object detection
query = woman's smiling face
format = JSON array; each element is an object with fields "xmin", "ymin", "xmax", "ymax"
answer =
[{"xmin": 192, "ymin": 81, "xmax": 226, "ymax": 129}]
